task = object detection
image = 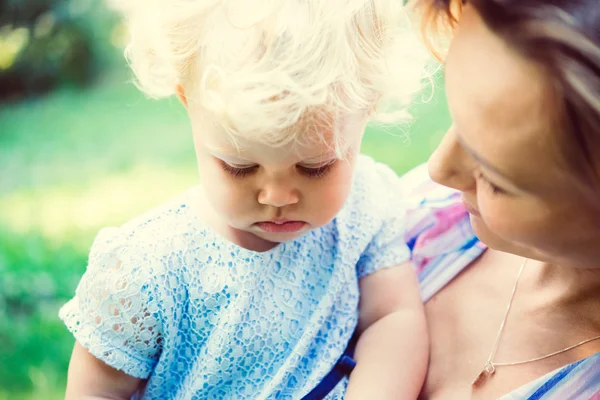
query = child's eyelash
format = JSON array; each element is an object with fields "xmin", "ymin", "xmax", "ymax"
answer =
[
  {"xmin": 219, "ymin": 160, "xmax": 336, "ymax": 179},
  {"xmin": 476, "ymin": 172, "xmax": 504, "ymax": 194},
  {"xmin": 220, "ymin": 162, "xmax": 258, "ymax": 178},
  {"xmin": 297, "ymin": 161, "xmax": 336, "ymax": 179}
]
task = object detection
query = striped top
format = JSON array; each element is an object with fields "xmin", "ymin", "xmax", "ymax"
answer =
[{"xmin": 403, "ymin": 164, "xmax": 600, "ymax": 400}]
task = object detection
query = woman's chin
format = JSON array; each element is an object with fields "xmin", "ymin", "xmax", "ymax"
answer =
[
  {"xmin": 470, "ymin": 213, "xmax": 508, "ymax": 249},
  {"xmin": 469, "ymin": 214, "xmax": 532, "ymax": 258}
]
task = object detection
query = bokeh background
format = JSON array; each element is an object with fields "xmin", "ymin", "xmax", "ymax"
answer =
[{"xmin": 0, "ymin": 1, "xmax": 451, "ymax": 398}]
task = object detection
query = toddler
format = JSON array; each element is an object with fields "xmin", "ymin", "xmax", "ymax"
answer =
[{"xmin": 60, "ymin": 0, "xmax": 428, "ymax": 399}]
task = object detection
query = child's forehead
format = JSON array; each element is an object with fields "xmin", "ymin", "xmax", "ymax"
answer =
[
  {"xmin": 204, "ymin": 134, "xmax": 342, "ymax": 164},
  {"xmin": 198, "ymin": 109, "xmax": 366, "ymax": 162}
]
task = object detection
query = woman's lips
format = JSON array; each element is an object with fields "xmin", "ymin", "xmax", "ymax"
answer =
[
  {"xmin": 255, "ymin": 221, "xmax": 307, "ymax": 233},
  {"xmin": 461, "ymin": 195, "xmax": 482, "ymax": 218}
]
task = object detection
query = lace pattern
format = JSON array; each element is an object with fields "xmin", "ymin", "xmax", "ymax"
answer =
[{"xmin": 59, "ymin": 155, "xmax": 410, "ymax": 399}]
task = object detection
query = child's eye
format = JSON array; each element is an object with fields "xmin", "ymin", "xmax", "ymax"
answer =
[
  {"xmin": 297, "ymin": 161, "xmax": 336, "ymax": 179},
  {"xmin": 220, "ymin": 161, "xmax": 258, "ymax": 178},
  {"xmin": 476, "ymin": 172, "xmax": 505, "ymax": 195}
]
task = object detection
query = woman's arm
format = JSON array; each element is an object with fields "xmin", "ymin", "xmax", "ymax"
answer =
[
  {"xmin": 345, "ymin": 262, "xmax": 428, "ymax": 399},
  {"xmin": 65, "ymin": 342, "xmax": 143, "ymax": 400}
]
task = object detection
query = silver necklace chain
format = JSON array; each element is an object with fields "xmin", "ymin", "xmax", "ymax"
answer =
[{"xmin": 472, "ymin": 258, "xmax": 600, "ymax": 386}]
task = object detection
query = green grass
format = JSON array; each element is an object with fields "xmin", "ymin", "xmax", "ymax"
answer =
[{"xmin": 0, "ymin": 68, "xmax": 450, "ymax": 398}]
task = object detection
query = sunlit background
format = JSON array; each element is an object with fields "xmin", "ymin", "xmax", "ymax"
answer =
[{"xmin": 0, "ymin": 1, "xmax": 451, "ymax": 398}]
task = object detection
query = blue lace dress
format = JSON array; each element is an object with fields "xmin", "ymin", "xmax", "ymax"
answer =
[{"xmin": 59, "ymin": 155, "xmax": 411, "ymax": 400}]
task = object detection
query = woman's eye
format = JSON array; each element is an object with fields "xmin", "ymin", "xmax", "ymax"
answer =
[
  {"xmin": 297, "ymin": 161, "xmax": 336, "ymax": 179},
  {"xmin": 220, "ymin": 161, "xmax": 258, "ymax": 178},
  {"xmin": 476, "ymin": 172, "xmax": 505, "ymax": 195}
]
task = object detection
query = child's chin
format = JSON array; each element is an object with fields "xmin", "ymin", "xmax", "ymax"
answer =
[{"xmin": 255, "ymin": 229, "xmax": 309, "ymax": 244}]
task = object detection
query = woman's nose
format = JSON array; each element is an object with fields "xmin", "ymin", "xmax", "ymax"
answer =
[
  {"xmin": 257, "ymin": 181, "xmax": 300, "ymax": 208},
  {"xmin": 428, "ymin": 125, "xmax": 476, "ymax": 192}
]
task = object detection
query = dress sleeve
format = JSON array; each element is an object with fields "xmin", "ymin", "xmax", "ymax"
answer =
[
  {"xmin": 59, "ymin": 227, "xmax": 163, "ymax": 379},
  {"xmin": 356, "ymin": 211, "xmax": 411, "ymax": 278},
  {"xmin": 355, "ymin": 160, "xmax": 411, "ymax": 279}
]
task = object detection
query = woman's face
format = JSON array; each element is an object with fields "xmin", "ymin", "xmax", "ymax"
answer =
[{"xmin": 428, "ymin": 5, "xmax": 600, "ymax": 269}]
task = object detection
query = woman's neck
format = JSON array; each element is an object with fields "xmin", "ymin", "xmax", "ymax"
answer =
[
  {"xmin": 484, "ymin": 249, "xmax": 600, "ymax": 313},
  {"xmin": 526, "ymin": 258, "xmax": 600, "ymax": 310}
]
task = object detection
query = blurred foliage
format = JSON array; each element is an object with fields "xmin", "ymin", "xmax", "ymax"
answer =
[
  {"xmin": 0, "ymin": 75, "xmax": 193, "ymax": 397},
  {"xmin": 0, "ymin": 2, "xmax": 452, "ymax": 396},
  {"xmin": 0, "ymin": 228, "xmax": 82, "ymax": 399},
  {"xmin": 0, "ymin": 0, "xmax": 124, "ymax": 101}
]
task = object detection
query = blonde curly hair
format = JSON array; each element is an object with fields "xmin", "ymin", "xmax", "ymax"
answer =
[{"xmin": 109, "ymin": 0, "xmax": 428, "ymax": 148}]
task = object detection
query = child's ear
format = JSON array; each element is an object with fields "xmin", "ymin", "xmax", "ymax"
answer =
[{"xmin": 176, "ymin": 84, "xmax": 188, "ymax": 108}]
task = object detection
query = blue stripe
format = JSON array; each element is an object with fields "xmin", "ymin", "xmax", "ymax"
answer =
[
  {"xmin": 417, "ymin": 233, "xmax": 480, "ymax": 284},
  {"xmin": 416, "ymin": 193, "xmax": 460, "ymax": 210},
  {"xmin": 407, "ymin": 236, "xmax": 417, "ymax": 251},
  {"xmin": 301, "ymin": 335, "xmax": 358, "ymax": 400},
  {"xmin": 527, "ymin": 359, "xmax": 585, "ymax": 399},
  {"xmin": 459, "ymin": 236, "xmax": 480, "ymax": 251}
]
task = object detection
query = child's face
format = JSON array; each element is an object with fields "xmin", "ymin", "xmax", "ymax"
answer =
[{"xmin": 189, "ymin": 110, "xmax": 367, "ymax": 248}]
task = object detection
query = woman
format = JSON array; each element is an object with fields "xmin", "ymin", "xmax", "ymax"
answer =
[{"xmin": 404, "ymin": 0, "xmax": 600, "ymax": 398}]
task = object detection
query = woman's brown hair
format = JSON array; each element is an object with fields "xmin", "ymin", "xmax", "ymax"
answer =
[{"xmin": 417, "ymin": 0, "xmax": 600, "ymax": 197}]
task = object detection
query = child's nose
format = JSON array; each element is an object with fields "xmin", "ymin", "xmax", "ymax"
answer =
[{"xmin": 257, "ymin": 182, "xmax": 300, "ymax": 208}]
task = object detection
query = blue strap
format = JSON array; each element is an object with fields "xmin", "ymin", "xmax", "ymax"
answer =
[
  {"xmin": 526, "ymin": 359, "xmax": 584, "ymax": 400},
  {"xmin": 301, "ymin": 335, "xmax": 358, "ymax": 400}
]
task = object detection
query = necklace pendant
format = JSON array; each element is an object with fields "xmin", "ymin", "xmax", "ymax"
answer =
[{"xmin": 471, "ymin": 362, "xmax": 496, "ymax": 387}]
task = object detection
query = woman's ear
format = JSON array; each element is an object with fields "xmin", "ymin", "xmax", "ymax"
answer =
[{"xmin": 176, "ymin": 84, "xmax": 188, "ymax": 108}]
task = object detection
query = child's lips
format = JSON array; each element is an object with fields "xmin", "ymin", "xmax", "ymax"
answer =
[{"xmin": 255, "ymin": 220, "xmax": 307, "ymax": 233}]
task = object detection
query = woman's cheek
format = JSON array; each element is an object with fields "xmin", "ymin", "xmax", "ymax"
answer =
[
  {"xmin": 477, "ymin": 193, "xmax": 517, "ymax": 239},
  {"xmin": 479, "ymin": 194, "xmax": 546, "ymax": 243}
]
